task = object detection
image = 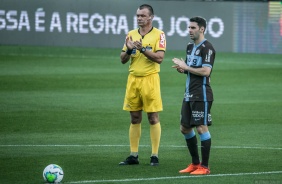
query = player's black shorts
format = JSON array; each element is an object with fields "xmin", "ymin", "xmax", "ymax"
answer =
[{"xmin": 180, "ymin": 100, "xmax": 213, "ymax": 128}]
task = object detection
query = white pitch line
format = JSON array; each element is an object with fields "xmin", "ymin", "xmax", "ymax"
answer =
[
  {"xmin": 66, "ymin": 171, "xmax": 282, "ymax": 183},
  {"xmin": 1, "ymin": 53, "xmax": 282, "ymax": 66},
  {"xmin": 0, "ymin": 144, "xmax": 281, "ymax": 150},
  {"xmin": 0, "ymin": 53, "xmax": 116, "ymax": 59}
]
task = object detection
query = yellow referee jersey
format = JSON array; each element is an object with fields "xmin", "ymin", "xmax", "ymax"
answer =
[{"xmin": 122, "ymin": 27, "xmax": 166, "ymax": 77}]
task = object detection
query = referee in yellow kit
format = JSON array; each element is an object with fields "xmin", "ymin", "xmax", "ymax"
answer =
[{"xmin": 119, "ymin": 4, "xmax": 166, "ymax": 166}]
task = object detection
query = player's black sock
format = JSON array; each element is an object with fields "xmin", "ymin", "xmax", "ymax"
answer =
[
  {"xmin": 201, "ymin": 138, "xmax": 211, "ymax": 168},
  {"xmin": 185, "ymin": 135, "xmax": 200, "ymax": 165}
]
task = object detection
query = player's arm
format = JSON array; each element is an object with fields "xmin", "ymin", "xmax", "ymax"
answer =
[
  {"xmin": 185, "ymin": 65, "xmax": 211, "ymax": 77},
  {"xmin": 172, "ymin": 58, "xmax": 212, "ymax": 77}
]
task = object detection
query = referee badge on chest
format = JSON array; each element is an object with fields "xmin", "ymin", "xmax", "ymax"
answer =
[{"xmin": 146, "ymin": 46, "xmax": 152, "ymax": 51}]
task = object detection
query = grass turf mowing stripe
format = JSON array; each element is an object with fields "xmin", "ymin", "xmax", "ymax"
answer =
[
  {"xmin": 0, "ymin": 144, "xmax": 281, "ymax": 150},
  {"xmin": 66, "ymin": 171, "xmax": 282, "ymax": 183}
]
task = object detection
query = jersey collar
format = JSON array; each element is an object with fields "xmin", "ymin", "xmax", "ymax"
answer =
[
  {"xmin": 138, "ymin": 27, "xmax": 154, "ymax": 39},
  {"xmin": 194, "ymin": 39, "xmax": 207, "ymax": 47}
]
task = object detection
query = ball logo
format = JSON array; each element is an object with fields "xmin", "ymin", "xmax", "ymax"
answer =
[
  {"xmin": 43, "ymin": 164, "xmax": 64, "ymax": 183},
  {"xmin": 159, "ymin": 33, "xmax": 166, "ymax": 48}
]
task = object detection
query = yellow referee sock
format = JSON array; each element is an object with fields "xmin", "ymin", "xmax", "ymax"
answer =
[
  {"xmin": 129, "ymin": 123, "xmax": 141, "ymax": 154},
  {"xmin": 150, "ymin": 123, "xmax": 161, "ymax": 156}
]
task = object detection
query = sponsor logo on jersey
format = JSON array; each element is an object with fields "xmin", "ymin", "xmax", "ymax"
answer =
[
  {"xmin": 132, "ymin": 48, "xmax": 137, "ymax": 55},
  {"xmin": 205, "ymin": 49, "xmax": 213, "ymax": 62},
  {"xmin": 184, "ymin": 92, "xmax": 193, "ymax": 98},
  {"xmin": 159, "ymin": 33, "xmax": 166, "ymax": 48}
]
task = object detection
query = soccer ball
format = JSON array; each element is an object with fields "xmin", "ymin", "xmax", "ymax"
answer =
[{"xmin": 43, "ymin": 164, "xmax": 64, "ymax": 183}]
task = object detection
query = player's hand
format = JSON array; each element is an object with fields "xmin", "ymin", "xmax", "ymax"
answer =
[
  {"xmin": 125, "ymin": 36, "xmax": 135, "ymax": 50},
  {"xmin": 172, "ymin": 64, "xmax": 185, "ymax": 73},
  {"xmin": 177, "ymin": 68, "xmax": 185, "ymax": 73},
  {"xmin": 172, "ymin": 58, "xmax": 187, "ymax": 70}
]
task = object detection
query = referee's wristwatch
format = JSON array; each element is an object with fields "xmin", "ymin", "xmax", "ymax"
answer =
[{"xmin": 140, "ymin": 47, "xmax": 146, "ymax": 53}]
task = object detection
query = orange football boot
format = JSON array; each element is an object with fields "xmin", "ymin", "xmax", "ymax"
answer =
[
  {"xmin": 190, "ymin": 165, "xmax": 210, "ymax": 175},
  {"xmin": 179, "ymin": 163, "xmax": 200, "ymax": 173}
]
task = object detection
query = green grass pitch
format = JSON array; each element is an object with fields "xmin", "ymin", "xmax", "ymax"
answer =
[{"xmin": 0, "ymin": 46, "xmax": 281, "ymax": 184}]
